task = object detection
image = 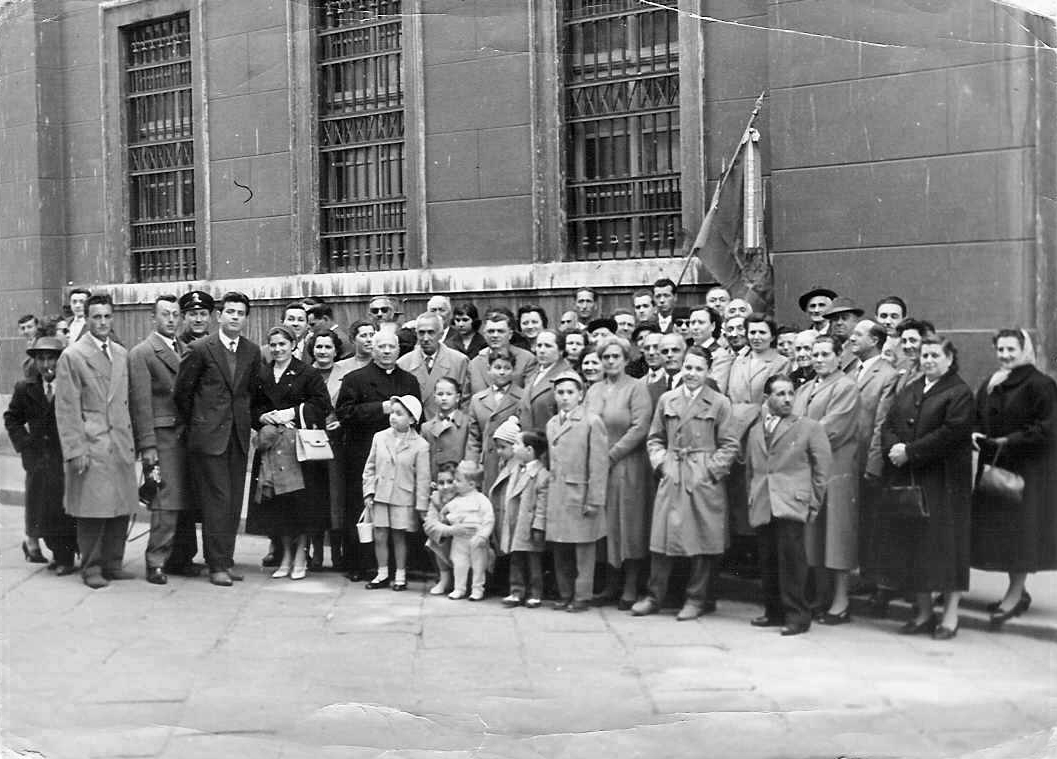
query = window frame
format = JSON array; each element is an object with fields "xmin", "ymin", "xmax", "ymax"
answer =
[{"xmin": 101, "ymin": 0, "xmax": 208, "ymax": 283}]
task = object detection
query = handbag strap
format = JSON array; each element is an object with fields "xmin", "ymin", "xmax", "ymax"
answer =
[
  {"xmin": 298, "ymin": 403, "xmax": 307, "ymax": 430},
  {"xmin": 990, "ymin": 439, "xmax": 1004, "ymax": 466}
]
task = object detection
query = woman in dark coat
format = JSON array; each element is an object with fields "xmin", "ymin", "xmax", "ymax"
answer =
[
  {"xmin": 248, "ymin": 325, "xmax": 331, "ymax": 579},
  {"xmin": 970, "ymin": 329, "xmax": 1057, "ymax": 625},
  {"xmin": 445, "ymin": 302, "xmax": 487, "ymax": 358},
  {"xmin": 877, "ymin": 335, "xmax": 973, "ymax": 640}
]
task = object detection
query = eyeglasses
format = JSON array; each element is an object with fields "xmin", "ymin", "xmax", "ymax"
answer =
[
  {"xmin": 659, "ymin": 348, "xmax": 682, "ymax": 354},
  {"xmin": 369, "ymin": 307, "xmax": 391, "ymax": 314},
  {"xmin": 674, "ymin": 319, "xmax": 690, "ymax": 326}
]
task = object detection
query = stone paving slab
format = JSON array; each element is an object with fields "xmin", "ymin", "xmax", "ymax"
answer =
[{"xmin": 2, "ymin": 503, "xmax": 1056, "ymax": 759}]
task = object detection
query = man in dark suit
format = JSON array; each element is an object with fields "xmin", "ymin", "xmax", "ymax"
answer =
[
  {"xmin": 335, "ymin": 325, "xmax": 421, "ymax": 581},
  {"xmin": 129, "ymin": 295, "xmax": 199, "ymax": 585},
  {"xmin": 745, "ymin": 375, "xmax": 832, "ymax": 636},
  {"xmin": 467, "ymin": 312, "xmax": 537, "ymax": 394},
  {"xmin": 173, "ymin": 291, "xmax": 260, "ymax": 587}
]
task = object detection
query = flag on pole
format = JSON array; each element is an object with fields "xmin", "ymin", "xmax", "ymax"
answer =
[{"xmin": 684, "ymin": 96, "xmax": 773, "ymax": 315}]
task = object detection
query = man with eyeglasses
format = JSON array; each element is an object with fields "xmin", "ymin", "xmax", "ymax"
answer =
[{"xmin": 367, "ymin": 295, "xmax": 414, "ymax": 356}]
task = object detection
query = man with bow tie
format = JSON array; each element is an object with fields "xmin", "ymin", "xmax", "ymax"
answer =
[
  {"xmin": 745, "ymin": 374, "xmax": 832, "ymax": 636},
  {"xmin": 129, "ymin": 295, "xmax": 199, "ymax": 585},
  {"xmin": 54, "ymin": 294, "xmax": 139, "ymax": 589}
]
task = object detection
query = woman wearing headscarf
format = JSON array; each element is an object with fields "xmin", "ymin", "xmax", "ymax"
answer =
[{"xmin": 970, "ymin": 329, "xmax": 1057, "ymax": 626}]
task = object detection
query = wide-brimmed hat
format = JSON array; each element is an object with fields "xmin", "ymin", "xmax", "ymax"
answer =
[
  {"xmin": 822, "ymin": 296, "xmax": 864, "ymax": 319},
  {"xmin": 389, "ymin": 394, "xmax": 422, "ymax": 423},
  {"xmin": 26, "ymin": 336, "xmax": 65, "ymax": 356},
  {"xmin": 798, "ymin": 287, "xmax": 838, "ymax": 312},
  {"xmin": 179, "ymin": 290, "xmax": 215, "ymax": 313}
]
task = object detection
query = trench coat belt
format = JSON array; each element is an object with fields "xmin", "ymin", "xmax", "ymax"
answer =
[{"xmin": 667, "ymin": 447, "xmax": 708, "ymax": 493}]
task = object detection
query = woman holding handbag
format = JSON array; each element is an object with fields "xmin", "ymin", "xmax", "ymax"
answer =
[
  {"xmin": 970, "ymin": 329, "xmax": 1057, "ymax": 626},
  {"xmin": 877, "ymin": 335, "xmax": 974, "ymax": 639},
  {"xmin": 249, "ymin": 325, "xmax": 331, "ymax": 580}
]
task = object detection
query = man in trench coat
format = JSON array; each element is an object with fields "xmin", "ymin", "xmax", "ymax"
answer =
[{"xmin": 54, "ymin": 294, "xmax": 138, "ymax": 589}]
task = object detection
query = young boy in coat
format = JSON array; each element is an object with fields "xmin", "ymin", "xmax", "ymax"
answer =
[
  {"xmin": 501, "ymin": 429, "xmax": 549, "ymax": 608},
  {"xmin": 745, "ymin": 375, "xmax": 832, "ymax": 636},
  {"xmin": 420, "ymin": 376, "xmax": 470, "ymax": 481},
  {"xmin": 545, "ymin": 370, "xmax": 609, "ymax": 612},
  {"xmin": 466, "ymin": 350, "xmax": 525, "ymax": 493}
]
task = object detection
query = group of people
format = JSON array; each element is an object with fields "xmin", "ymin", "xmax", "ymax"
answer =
[{"xmin": 6, "ymin": 280, "xmax": 1056, "ymax": 640}]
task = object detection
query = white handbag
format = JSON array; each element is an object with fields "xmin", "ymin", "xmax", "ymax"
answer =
[{"xmin": 295, "ymin": 403, "xmax": 334, "ymax": 462}]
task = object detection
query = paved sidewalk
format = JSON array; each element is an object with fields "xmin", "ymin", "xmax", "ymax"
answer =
[{"xmin": 1, "ymin": 502, "xmax": 1055, "ymax": 759}]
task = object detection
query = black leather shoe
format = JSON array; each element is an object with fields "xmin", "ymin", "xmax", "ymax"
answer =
[
  {"xmin": 990, "ymin": 594, "xmax": 1031, "ymax": 626},
  {"xmin": 261, "ymin": 551, "xmax": 280, "ymax": 568},
  {"xmin": 898, "ymin": 615, "xmax": 937, "ymax": 635},
  {"xmin": 987, "ymin": 590, "xmax": 1030, "ymax": 614},
  {"xmin": 365, "ymin": 577, "xmax": 391, "ymax": 589},
  {"xmin": 147, "ymin": 567, "xmax": 168, "ymax": 585},
  {"xmin": 781, "ymin": 623, "xmax": 810, "ymax": 636},
  {"xmin": 616, "ymin": 598, "xmax": 635, "ymax": 611},
  {"xmin": 345, "ymin": 570, "xmax": 365, "ymax": 583},
  {"xmin": 751, "ymin": 615, "xmax": 784, "ymax": 628},
  {"xmin": 933, "ymin": 623, "xmax": 958, "ymax": 640},
  {"xmin": 818, "ymin": 608, "xmax": 852, "ymax": 626},
  {"xmin": 391, "ymin": 581, "xmax": 407, "ymax": 592}
]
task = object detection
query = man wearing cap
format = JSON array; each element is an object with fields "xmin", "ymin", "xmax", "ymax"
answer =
[
  {"xmin": 798, "ymin": 288, "xmax": 837, "ymax": 335},
  {"xmin": 178, "ymin": 290, "xmax": 215, "ymax": 345},
  {"xmin": 129, "ymin": 295, "xmax": 199, "ymax": 585},
  {"xmin": 4, "ymin": 336, "xmax": 79, "ymax": 574},
  {"xmin": 397, "ymin": 312, "xmax": 470, "ymax": 419},
  {"xmin": 336, "ymin": 325, "xmax": 421, "ymax": 581},
  {"xmin": 822, "ymin": 297, "xmax": 865, "ymax": 373},
  {"xmin": 173, "ymin": 291, "xmax": 260, "ymax": 587},
  {"xmin": 54, "ymin": 294, "xmax": 138, "ymax": 588}
]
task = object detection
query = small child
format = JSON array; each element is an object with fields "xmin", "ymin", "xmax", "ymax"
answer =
[
  {"xmin": 467, "ymin": 350, "xmax": 525, "ymax": 494},
  {"xmin": 545, "ymin": 370, "xmax": 608, "ymax": 612},
  {"xmin": 440, "ymin": 461, "xmax": 494, "ymax": 601},
  {"xmin": 362, "ymin": 394, "xmax": 431, "ymax": 591},
  {"xmin": 487, "ymin": 414, "xmax": 521, "ymax": 560},
  {"xmin": 422, "ymin": 462, "xmax": 458, "ymax": 595},
  {"xmin": 420, "ymin": 376, "xmax": 470, "ymax": 481},
  {"xmin": 500, "ymin": 429, "xmax": 549, "ymax": 608}
]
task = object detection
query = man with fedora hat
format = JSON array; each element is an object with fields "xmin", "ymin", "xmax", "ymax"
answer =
[
  {"xmin": 4, "ymin": 336, "xmax": 79, "ymax": 574},
  {"xmin": 798, "ymin": 287, "xmax": 837, "ymax": 334},
  {"xmin": 822, "ymin": 296, "xmax": 865, "ymax": 373},
  {"xmin": 178, "ymin": 290, "xmax": 215, "ymax": 346}
]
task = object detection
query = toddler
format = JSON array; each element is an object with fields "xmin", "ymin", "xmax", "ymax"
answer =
[{"xmin": 440, "ymin": 461, "xmax": 494, "ymax": 600}]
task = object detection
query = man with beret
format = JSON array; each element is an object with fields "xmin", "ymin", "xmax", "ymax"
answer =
[
  {"xmin": 822, "ymin": 297, "xmax": 865, "ymax": 373},
  {"xmin": 129, "ymin": 295, "xmax": 199, "ymax": 584},
  {"xmin": 798, "ymin": 287, "xmax": 837, "ymax": 335},
  {"xmin": 54, "ymin": 294, "xmax": 139, "ymax": 588},
  {"xmin": 4, "ymin": 337, "xmax": 79, "ymax": 574},
  {"xmin": 178, "ymin": 290, "xmax": 215, "ymax": 345}
]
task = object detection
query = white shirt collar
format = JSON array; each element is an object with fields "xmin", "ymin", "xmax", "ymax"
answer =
[
  {"xmin": 858, "ymin": 354, "xmax": 881, "ymax": 375},
  {"xmin": 88, "ymin": 333, "xmax": 109, "ymax": 353},
  {"xmin": 222, "ymin": 334, "xmax": 240, "ymax": 351}
]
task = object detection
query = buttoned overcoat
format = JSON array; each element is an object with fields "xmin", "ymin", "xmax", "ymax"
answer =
[{"xmin": 544, "ymin": 406, "xmax": 608, "ymax": 543}]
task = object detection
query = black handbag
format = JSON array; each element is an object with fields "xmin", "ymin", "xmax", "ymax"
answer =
[
  {"xmin": 976, "ymin": 442, "xmax": 1024, "ymax": 503},
  {"xmin": 880, "ymin": 470, "xmax": 929, "ymax": 520}
]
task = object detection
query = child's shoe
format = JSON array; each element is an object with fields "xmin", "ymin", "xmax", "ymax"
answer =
[
  {"xmin": 469, "ymin": 589, "xmax": 485, "ymax": 602},
  {"xmin": 448, "ymin": 589, "xmax": 467, "ymax": 600},
  {"xmin": 501, "ymin": 593, "xmax": 523, "ymax": 607},
  {"xmin": 525, "ymin": 597, "xmax": 542, "ymax": 609},
  {"xmin": 429, "ymin": 571, "xmax": 453, "ymax": 596}
]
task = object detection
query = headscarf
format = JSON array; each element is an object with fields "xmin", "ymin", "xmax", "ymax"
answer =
[{"xmin": 987, "ymin": 329, "xmax": 1035, "ymax": 394}]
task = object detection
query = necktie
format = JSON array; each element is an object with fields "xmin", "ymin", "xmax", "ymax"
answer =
[
  {"xmin": 426, "ymin": 354, "xmax": 434, "ymax": 373},
  {"xmin": 228, "ymin": 340, "xmax": 237, "ymax": 354},
  {"xmin": 666, "ymin": 374, "xmax": 673, "ymax": 391},
  {"xmin": 100, "ymin": 341, "xmax": 110, "ymax": 360},
  {"xmin": 766, "ymin": 416, "xmax": 779, "ymax": 435},
  {"xmin": 44, "ymin": 381, "xmax": 53, "ymax": 402}
]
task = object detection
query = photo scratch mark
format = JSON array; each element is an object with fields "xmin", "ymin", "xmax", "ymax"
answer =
[{"xmin": 233, "ymin": 178, "xmax": 254, "ymax": 204}]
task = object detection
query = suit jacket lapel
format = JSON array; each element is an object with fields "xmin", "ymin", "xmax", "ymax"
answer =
[
  {"xmin": 150, "ymin": 333, "xmax": 181, "ymax": 375},
  {"xmin": 552, "ymin": 406, "xmax": 580, "ymax": 442},
  {"xmin": 207, "ymin": 337, "xmax": 235, "ymax": 390},
  {"xmin": 770, "ymin": 415, "xmax": 796, "ymax": 447}
]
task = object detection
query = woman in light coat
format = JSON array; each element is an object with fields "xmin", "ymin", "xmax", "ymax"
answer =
[
  {"xmin": 633, "ymin": 346, "xmax": 740, "ymax": 621},
  {"xmin": 792, "ymin": 334, "xmax": 861, "ymax": 624},
  {"xmin": 584, "ymin": 336, "xmax": 653, "ymax": 608}
]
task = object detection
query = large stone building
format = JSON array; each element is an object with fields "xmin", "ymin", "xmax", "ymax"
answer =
[{"xmin": 1, "ymin": 0, "xmax": 1054, "ymax": 388}]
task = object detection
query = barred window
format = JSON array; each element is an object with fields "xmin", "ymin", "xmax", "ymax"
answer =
[
  {"xmin": 318, "ymin": 0, "xmax": 407, "ymax": 272},
  {"xmin": 562, "ymin": 0, "xmax": 682, "ymax": 260},
  {"xmin": 125, "ymin": 14, "xmax": 197, "ymax": 282}
]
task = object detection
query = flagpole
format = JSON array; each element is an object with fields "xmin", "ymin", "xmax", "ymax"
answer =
[{"xmin": 675, "ymin": 90, "xmax": 767, "ymax": 290}]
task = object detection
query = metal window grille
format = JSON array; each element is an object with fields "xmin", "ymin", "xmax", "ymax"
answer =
[
  {"xmin": 318, "ymin": 0, "xmax": 407, "ymax": 272},
  {"xmin": 563, "ymin": 0, "xmax": 682, "ymax": 260},
  {"xmin": 125, "ymin": 14, "xmax": 197, "ymax": 282}
]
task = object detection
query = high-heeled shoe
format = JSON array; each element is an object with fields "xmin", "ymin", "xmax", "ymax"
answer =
[
  {"xmin": 22, "ymin": 541, "xmax": 47, "ymax": 564},
  {"xmin": 271, "ymin": 564, "xmax": 291, "ymax": 579},
  {"xmin": 933, "ymin": 622, "xmax": 959, "ymax": 640},
  {"xmin": 990, "ymin": 594, "xmax": 1031, "ymax": 625},
  {"xmin": 987, "ymin": 590, "xmax": 1031, "ymax": 614},
  {"xmin": 290, "ymin": 564, "xmax": 307, "ymax": 581},
  {"xmin": 818, "ymin": 607, "xmax": 852, "ymax": 626},
  {"xmin": 898, "ymin": 614, "xmax": 937, "ymax": 635}
]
